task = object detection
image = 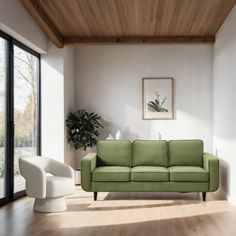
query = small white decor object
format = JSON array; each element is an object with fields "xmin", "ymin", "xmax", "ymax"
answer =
[
  {"xmin": 115, "ymin": 129, "xmax": 122, "ymax": 140},
  {"xmin": 74, "ymin": 169, "xmax": 81, "ymax": 185},
  {"xmin": 155, "ymin": 131, "xmax": 162, "ymax": 140},
  {"xmin": 106, "ymin": 134, "xmax": 114, "ymax": 140}
]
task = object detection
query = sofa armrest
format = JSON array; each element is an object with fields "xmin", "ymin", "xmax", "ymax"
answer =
[
  {"xmin": 203, "ymin": 153, "xmax": 219, "ymax": 192},
  {"xmin": 81, "ymin": 153, "xmax": 97, "ymax": 191}
]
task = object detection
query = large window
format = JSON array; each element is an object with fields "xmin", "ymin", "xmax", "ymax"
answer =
[
  {"xmin": 0, "ymin": 37, "xmax": 7, "ymax": 199},
  {"xmin": 0, "ymin": 31, "xmax": 40, "ymax": 204},
  {"xmin": 14, "ymin": 45, "xmax": 39, "ymax": 193}
]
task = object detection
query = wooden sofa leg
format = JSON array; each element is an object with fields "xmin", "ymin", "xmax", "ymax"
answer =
[
  {"xmin": 202, "ymin": 192, "xmax": 206, "ymax": 201},
  {"xmin": 94, "ymin": 192, "xmax": 97, "ymax": 201}
]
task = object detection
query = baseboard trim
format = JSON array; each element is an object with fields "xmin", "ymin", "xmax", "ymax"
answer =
[
  {"xmin": 218, "ymin": 189, "xmax": 236, "ymax": 206},
  {"xmin": 227, "ymin": 195, "xmax": 236, "ymax": 206}
]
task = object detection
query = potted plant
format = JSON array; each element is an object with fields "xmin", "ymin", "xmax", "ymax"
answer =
[
  {"xmin": 66, "ymin": 109, "xmax": 103, "ymax": 154},
  {"xmin": 66, "ymin": 109, "xmax": 103, "ymax": 185}
]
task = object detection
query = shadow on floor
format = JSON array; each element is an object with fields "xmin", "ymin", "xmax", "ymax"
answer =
[
  {"xmin": 66, "ymin": 200, "xmax": 202, "ymax": 212},
  {"xmin": 103, "ymin": 192, "xmax": 203, "ymax": 201}
]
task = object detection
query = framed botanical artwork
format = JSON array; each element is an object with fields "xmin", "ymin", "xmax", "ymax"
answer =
[{"xmin": 142, "ymin": 77, "xmax": 174, "ymax": 120}]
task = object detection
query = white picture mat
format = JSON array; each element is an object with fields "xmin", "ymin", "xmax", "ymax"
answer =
[{"xmin": 143, "ymin": 78, "xmax": 173, "ymax": 119}]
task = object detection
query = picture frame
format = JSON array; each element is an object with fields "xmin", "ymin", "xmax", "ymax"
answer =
[{"xmin": 142, "ymin": 77, "xmax": 174, "ymax": 120}]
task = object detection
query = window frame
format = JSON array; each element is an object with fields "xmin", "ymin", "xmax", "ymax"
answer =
[{"xmin": 0, "ymin": 30, "xmax": 41, "ymax": 205}]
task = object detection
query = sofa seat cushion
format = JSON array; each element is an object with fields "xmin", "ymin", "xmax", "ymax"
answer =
[
  {"xmin": 92, "ymin": 166, "xmax": 131, "ymax": 182},
  {"xmin": 169, "ymin": 166, "xmax": 209, "ymax": 182},
  {"xmin": 46, "ymin": 176, "xmax": 74, "ymax": 198},
  {"xmin": 131, "ymin": 166, "xmax": 169, "ymax": 182}
]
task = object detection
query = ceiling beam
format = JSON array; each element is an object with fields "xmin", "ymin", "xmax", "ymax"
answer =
[
  {"xmin": 20, "ymin": 0, "xmax": 63, "ymax": 48},
  {"xmin": 64, "ymin": 36, "xmax": 215, "ymax": 45}
]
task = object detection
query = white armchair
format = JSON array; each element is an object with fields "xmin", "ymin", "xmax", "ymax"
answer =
[{"xmin": 19, "ymin": 156, "xmax": 75, "ymax": 213}]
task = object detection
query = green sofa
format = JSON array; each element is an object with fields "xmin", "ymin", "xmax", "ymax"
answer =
[{"xmin": 81, "ymin": 140, "xmax": 219, "ymax": 201}]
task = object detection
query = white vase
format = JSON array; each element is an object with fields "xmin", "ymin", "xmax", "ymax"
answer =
[
  {"xmin": 115, "ymin": 129, "xmax": 122, "ymax": 140},
  {"xmin": 74, "ymin": 169, "xmax": 81, "ymax": 185},
  {"xmin": 155, "ymin": 132, "xmax": 161, "ymax": 140}
]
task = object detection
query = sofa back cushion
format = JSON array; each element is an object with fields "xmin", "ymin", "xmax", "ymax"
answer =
[
  {"xmin": 132, "ymin": 140, "xmax": 168, "ymax": 167},
  {"xmin": 97, "ymin": 140, "xmax": 132, "ymax": 167},
  {"xmin": 168, "ymin": 140, "xmax": 203, "ymax": 167}
]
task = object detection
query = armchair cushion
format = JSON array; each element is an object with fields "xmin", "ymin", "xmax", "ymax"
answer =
[
  {"xmin": 168, "ymin": 140, "xmax": 203, "ymax": 166},
  {"xmin": 97, "ymin": 140, "xmax": 132, "ymax": 167},
  {"xmin": 92, "ymin": 166, "xmax": 131, "ymax": 182},
  {"xmin": 131, "ymin": 166, "xmax": 169, "ymax": 182},
  {"xmin": 132, "ymin": 140, "xmax": 168, "ymax": 167},
  {"xmin": 169, "ymin": 166, "xmax": 209, "ymax": 182},
  {"xmin": 46, "ymin": 176, "xmax": 75, "ymax": 198}
]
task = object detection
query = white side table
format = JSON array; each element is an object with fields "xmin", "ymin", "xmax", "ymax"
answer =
[{"xmin": 74, "ymin": 169, "xmax": 81, "ymax": 185}]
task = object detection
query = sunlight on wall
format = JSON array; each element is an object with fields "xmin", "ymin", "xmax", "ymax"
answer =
[
  {"xmin": 41, "ymin": 44, "xmax": 64, "ymax": 162},
  {"xmin": 213, "ymin": 136, "xmax": 236, "ymax": 204},
  {"xmin": 150, "ymin": 110, "xmax": 212, "ymax": 150}
]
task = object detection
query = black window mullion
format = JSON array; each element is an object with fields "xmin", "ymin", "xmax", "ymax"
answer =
[
  {"xmin": 5, "ymin": 37, "xmax": 14, "ymax": 202},
  {"xmin": 37, "ymin": 57, "xmax": 41, "ymax": 156}
]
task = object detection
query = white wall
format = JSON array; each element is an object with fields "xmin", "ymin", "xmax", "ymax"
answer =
[
  {"xmin": 213, "ymin": 5, "xmax": 236, "ymax": 204},
  {"xmin": 75, "ymin": 45, "xmax": 213, "ymax": 156},
  {"xmin": 0, "ymin": 0, "xmax": 47, "ymax": 53},
  {"xmin": 64, "ymin": 46, "xmax": 76, "ymax": 167},
  {"xmin": 41, "ymin": 43, "xmax": 64, "ymax": 162},
  {"xmin": 41, "ymin": 43, "xmax": 76, "ymax": 165}
]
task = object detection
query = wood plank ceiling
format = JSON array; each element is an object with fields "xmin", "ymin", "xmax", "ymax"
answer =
[{"xmin": 20, "ymin": 0, "xmax": 235, "ymax": 48}]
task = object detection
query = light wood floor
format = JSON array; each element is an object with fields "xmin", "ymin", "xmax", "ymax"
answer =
[{"xmin": 0, "ymin": 186, "xmax": 236, "ymax": 236}]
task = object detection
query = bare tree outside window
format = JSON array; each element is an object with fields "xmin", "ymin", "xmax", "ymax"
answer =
[
  {"xmin": 13, "ymin": 46, "xmax": 39, "ymax": 193},
  {"xmin": 0, "ymin": 38, "xmax": 7, "ymax": 198}
]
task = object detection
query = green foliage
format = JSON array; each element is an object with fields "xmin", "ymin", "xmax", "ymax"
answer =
[
  {"xmin": 0, "ymin": 148, "xmax": 23, "ymax": 177},
  {"xmin": 66, "ymin": 109, "xmax": 103, "ymax": 151},
  {"xmin": 147, "ymin": 91, "xmax": 168, "ymax": 112}
]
